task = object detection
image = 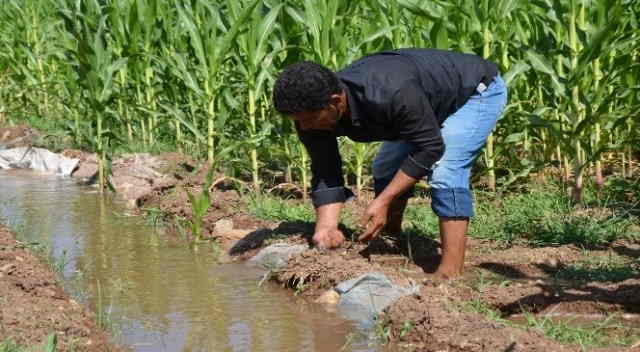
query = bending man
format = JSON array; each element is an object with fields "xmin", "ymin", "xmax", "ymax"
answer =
[{"xmin": 272, "ymin": 49, "xmax": 507, "ymax": 278}]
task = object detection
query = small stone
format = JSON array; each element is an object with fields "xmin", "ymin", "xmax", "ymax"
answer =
[
  {"xmin": 15, "ymin": 256, "xmax": 24, "ymax": 262},
  {"xmin": 545, "ymin": 258, "xmax": 559, "ymax": 267},
  {"xmin": 223, "ymin": 229, "xmax": 252, "ymax": 240},
  {"xmin": 0, "ymin": 263, "xmax": 15, "ymax": 272},
  {"xmin": 214, "ymin": 219, "xmax": 234, "ymax": 234},
  {"xmin": 315, "ymin": 289, "xmax": 340, "ymax": 305}
]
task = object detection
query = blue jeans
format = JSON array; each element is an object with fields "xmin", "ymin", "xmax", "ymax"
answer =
[{"xmin": 372, "ymin": 76, "xmax": 508, "ymax": 218}]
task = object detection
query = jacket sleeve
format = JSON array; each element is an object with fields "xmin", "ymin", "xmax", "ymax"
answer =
[
  {"xmin": 297, "ymin": 126, "xmax": 355, "ymax": 208},
  {"xmin": 392, "ymin": 81, "xmax": 445, "ymax": 179}
]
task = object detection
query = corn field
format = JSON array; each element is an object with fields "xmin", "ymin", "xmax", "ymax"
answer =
[{"xmin": 0, "ymin": 0, "xmax": 638, "ymax": 201}]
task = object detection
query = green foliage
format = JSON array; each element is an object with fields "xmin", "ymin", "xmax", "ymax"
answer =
[
  {"xmin": 0, "ymin": 333, "xmax": 57, "ymax": 352},
  {"xmin": 555, "ymin": 254, "xmax": 639, "ymax": 283},
  {"xmin": 182, "ymin": 167, "xmax": 216, "ymax": 241},
  {"xmin": 523, "ymin": 313, "xmax": 638, "ymax": 348},
  {"xmin": 462, "ymin": 299, "xmax": 640, "ymax": 348},
  {"xmin": 247, "ymin": 195, "xmax": 314, "ymax": 222},
  {"xmin": 0, "ymin": 0, "xmax": 638, "ymax": 196},
  {"xmin": 471, "ymin": 184, "xmax": 638, "ymax": 247}
]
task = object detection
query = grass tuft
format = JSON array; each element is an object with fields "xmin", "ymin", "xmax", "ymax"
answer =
[
  {"xmin": 247, "ymin": 195, "xmax": 314, "ymax": 222},
  {"xmin": 554, "ymin": 254, "xmax": 639, "ymax": 283}
]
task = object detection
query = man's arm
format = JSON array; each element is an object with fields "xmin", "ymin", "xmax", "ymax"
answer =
[
  {"xmin": 360, "ymin": 81, "xmax": 444, "ymax": 240},
  {"xmin": 297, "ymin": 126, "xmax": 352, "ymax": 248}
]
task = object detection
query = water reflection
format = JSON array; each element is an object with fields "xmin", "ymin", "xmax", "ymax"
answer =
[{"xmin": 0, "ymin": 170, "xmax": 375, "ymax": 352}]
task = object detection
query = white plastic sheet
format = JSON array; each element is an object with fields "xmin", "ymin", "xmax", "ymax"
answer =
[{"xmin": 0, "ymin": 147, "xmax": 79, "ymax": 176}]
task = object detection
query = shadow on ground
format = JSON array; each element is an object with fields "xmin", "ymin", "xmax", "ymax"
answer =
[{"xmin": 479, "ymin": 261, "xmax": 640, "ymax": 315}]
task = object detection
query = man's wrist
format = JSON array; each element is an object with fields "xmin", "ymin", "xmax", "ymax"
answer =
[
  {"xmin": 315, "ymin": 223, "xmax": 338, "ymax": 232},
  {"xmin": 376, "ymin": 192, "xmax": 396, "ymax": 205}
]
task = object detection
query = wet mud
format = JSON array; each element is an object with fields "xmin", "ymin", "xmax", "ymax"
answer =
[
  {"xmin": 140, "ymin": 172, "xmax": 640, "ymax": 351},
  {"xmin": 0, "ymin": 225, "xmax": 122, "ymax": 351}
]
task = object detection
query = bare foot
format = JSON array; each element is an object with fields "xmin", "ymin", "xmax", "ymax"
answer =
[{"xmin": 434, "ymin": 266, "xmax": 463, "ymax": 280}]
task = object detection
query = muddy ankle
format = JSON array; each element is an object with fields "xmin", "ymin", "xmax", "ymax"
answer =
[{"xmin": 434, "ymin": 267, "xmax": 463, "ymax": 280}]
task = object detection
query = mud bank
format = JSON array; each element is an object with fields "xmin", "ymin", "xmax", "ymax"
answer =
[
  {"xmin": 4, "ymin": 124, "xmax": 638, "ymax": 351},
  {"xmin": 140, "ymin": 175, "xmax": 640, "ymax": 351},
  {"xmin": 0, "ymin": 225, "xmax": 122, "ymax": 351}
]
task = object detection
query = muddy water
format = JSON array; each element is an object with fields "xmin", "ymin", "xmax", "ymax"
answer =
[{"xmin": 0, "ymin": 170, "xmax": 376, "ymax": 352}]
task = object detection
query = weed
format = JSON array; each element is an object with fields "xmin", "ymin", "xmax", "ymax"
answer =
[
  {"xmin": 471, "ymin": 184, "xmax": 638, "ymax": 247},
  {"xmin": 293, "ymin": 279, "xmax": 308, "ymax": 296},
  {"xmin": 181, "ymin": 166, "xmax": 216, "ymax": 242},
  {"xmin": 373, "ymin": 316, "xmax": 392, "ymax": 343},
  {"xmin": 522, "ymin": 313, "xmax": 640, "ymax": 348},
  {"xmin": 468, "ymin": 270, "xmax": 512, "ymax": 293},
  {"xmin": 399, "ymin": 320, "xmax": 414, "ymax": 338},
  {"xmin": 0, "ymin": 340, "xmax": 22, "ymax": 352},
  {"xmin": 554, "ymin": 253, "xmax": 639, "ymax": 283},
  {"xmin": 0, "ymin": 333, "xmax": 57, "ymax": 352},
  {"xmin": 143, "ymin": 207, "xmax": 168, "ymax": 227},
  {"xmin": 461, "ymin": 298, "xmax": 640, "ymax": 348},
  {"xmin": 404, "ymin": 205, "xmax": 439, "ymax": 237},
  {"xmin": 460, "ymin": 299, "xmax": 508, "ymax": 324},
  {"xmin": 95, "ymin": 280, "xmax": 113, "ymax": 331},
  {"xmin": 247, "ymin": 195, "xmax": 314, "ymax": 222}
]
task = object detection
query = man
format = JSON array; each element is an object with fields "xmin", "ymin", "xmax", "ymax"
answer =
[{"xmin": 272, "ymin": 49, "xmax": 507, "ymax": 278}]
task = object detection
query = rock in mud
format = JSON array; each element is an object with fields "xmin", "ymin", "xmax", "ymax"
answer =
[
  {"xmin": 315, "ymin": 289, "xmax": 341, "ymax": 305},
  {"xmin": 334, "ymin": 272, "xmax": 419, "ymax": 328},
  {"xmin": 214, "ymin": 219, "xmax": 234, "ymax": 234},
  {"xmin": 248, "ymin": 243, "xmax": 308, "ymax": 270}
]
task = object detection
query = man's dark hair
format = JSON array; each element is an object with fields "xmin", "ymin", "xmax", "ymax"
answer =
[{"xmin": 273, "ymin": 61, "xmax": 341, "ymax": 114}]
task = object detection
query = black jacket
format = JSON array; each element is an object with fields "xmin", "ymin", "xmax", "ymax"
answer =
[{"xmin": 297, "ymin": 49, "xmax": 498, "ymax": 208}]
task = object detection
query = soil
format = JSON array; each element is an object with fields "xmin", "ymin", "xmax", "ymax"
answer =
[
  {"xmin": 0, "ymin": 225, "xmax": 123, "ymax": 351},
  {"xmin": 3, "ymin": 124, "xmax": 638, "ymax": 351},
  {"xmin": 0, "ymin": 124, "xmax": 38, "ymax": 148},
  {"xmin": 137, "ymin": 171, "xmax": 640, "ymax": 352}
]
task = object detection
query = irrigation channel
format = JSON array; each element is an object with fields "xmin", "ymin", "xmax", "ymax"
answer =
[{"xmin": 0, "ymin": 169, "xmax": 376, "ymax": 352}]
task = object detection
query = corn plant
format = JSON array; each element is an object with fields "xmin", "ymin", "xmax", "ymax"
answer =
[
  {"xmin": 59, "ymin": 0, "xmax": 127, "ymax": 191},
  {"xmin": 183, "ymin": 166, "xmax": 216, "ymax": 242},
  {"xmin": 231, "ymin": 1, "xmax": 283, "ymax": 190},
  {"xmin": 173, "ymin": 0, "xmax": 261, "ymax": 165}
]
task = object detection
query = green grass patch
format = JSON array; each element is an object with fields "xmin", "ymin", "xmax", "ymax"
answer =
[
  {"xmin": 402, "ymin": 184, "xmax": 638, "ymax": 247},
  {"xmin": 244, "ymin": 182, "xmax": 639, "ymax": 249},
  {"xmin": 404, "ymin": 203, "xmax": 439, "ymax": 236},
  {"xmin": 471, "ymin": 184, "xmax": 638, "ymax": 247},
  {"xmin": 555, "ymin": 254, "xmax": 639, "ymax": 283},
  {"xmin": 461, "ymin": 299, "xmax": 640, "ymax": 349},
  {"xmin": 521, "ymin": 313, "xmax": 640, "ymax": 348},
  {"xmin": 247, "ymin": 195, "xmax": 315, "ymax": 222},
  {"xmin": 0, "ymin": 334, "xmax": 57, "ymax": 352}
]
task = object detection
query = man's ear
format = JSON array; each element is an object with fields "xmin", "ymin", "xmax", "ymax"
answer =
[
  {"xmin": 328, "ymin": 93, "xmax": 342, "ymax": 107},
  {"xmin": 328, "ymin": 90, "xmax": 347, "ymax": 112}
]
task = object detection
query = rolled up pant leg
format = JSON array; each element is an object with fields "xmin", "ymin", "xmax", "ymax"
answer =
[
  {"xmin": 372, "ymin": 76, "xmax": 507, "ymax": 217},
  {"xmin": 430, "ymin": 76, "xmax": 507, "ymax": 218}
]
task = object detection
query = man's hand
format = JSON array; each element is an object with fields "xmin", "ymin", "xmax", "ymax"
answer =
[
  {"xmin": 313, "ymin": 228, "xmax": 345, "ymax": 249},
  {"xmin": 359, "ymin": 197, "xmax": 390, "ymax": 242},
  {"xmin": 313, "ymin": 202, "xmax": 344, "ymax": 249},
  {"xmin": 360, "ymin": 170, "xmax": 419, "ymax": 242}
]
